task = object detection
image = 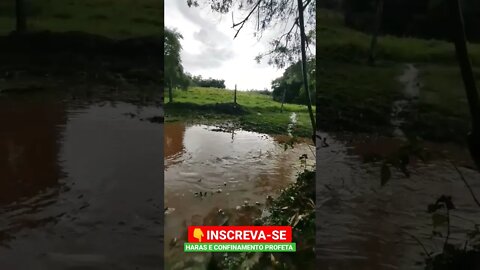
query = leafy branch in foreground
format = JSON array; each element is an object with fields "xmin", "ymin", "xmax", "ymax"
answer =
[{"xmin": 187, "ymin": 0, "xmax": 315, "ymax": 68}]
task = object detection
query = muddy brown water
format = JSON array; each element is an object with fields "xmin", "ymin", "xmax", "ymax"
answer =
[
  {"xmin": 317, "ymin": 131, "xmax": 480, "ymax": 270},
  {"xmin": 0, "ymin": 94, "xmax": 313, "ymax": 269},
  {"xmin": 0, "ymin": 97, "xmax": 164, "ymax": 269},
  {"xmin": 164, "ymin": 122, "xmax": 314, "ymax": 269}
]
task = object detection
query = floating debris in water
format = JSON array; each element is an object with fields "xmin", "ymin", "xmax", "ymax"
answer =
[
  {"xmin": 79, "ymin": 203, "xmax": 90, "ymax": 210},
  {"xmin": 164, "ymin": 207, "xmax": 175, "ymax": 215},
  {"xmin": 169, "ymin": 237, "xmax": 178, "ymax": 247},
  {"xmin": 145, "ymin": 116, "xmax": 163, "ymax": 124},
  {"xmin": 195, "ymin": 191, "xmax": 208, "ymax": 197},
  {"xmin": 266, "ymin": 195, "xmax": 274, "ymax": 205},
  {"xmin": 321, "ymin": 137, "xmax": 329, "ymax": 147}
]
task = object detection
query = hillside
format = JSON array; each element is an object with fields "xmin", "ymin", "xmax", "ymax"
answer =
[
  {"xmin": 0, "ymin": 0, "xmax": 162, "ymax": 38},
  {"xmin": 165, "ymin": 87, "xmax": 315, "ymax": 138},
  {"xmin": 317, "ymin": 9, "xmax": 480, "ymax": 144}
]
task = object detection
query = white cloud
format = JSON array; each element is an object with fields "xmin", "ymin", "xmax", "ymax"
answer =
[{"xmin": 165, "ymin": 0, "xmax": 285, "ymax": 90}]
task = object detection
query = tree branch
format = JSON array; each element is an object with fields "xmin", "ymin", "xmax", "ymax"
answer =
[
  {"xmin": 452, "ymin": 162, "xmax": 480, "ymax": 208},
  {"xmin": 303, "ymin": 0, "xmax": 312, "ymax": 10},
  {"xmin": 402, "ymin": 230, "xmax": 432, "ymax": 259},
  {"xmin": 232, "ymin": 0, "xmax": 262, "ymax": 39}
]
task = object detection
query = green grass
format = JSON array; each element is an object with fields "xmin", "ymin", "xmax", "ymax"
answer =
[
  {"xmin": 405, "ymin": 64, "xmax": 478, "ymax": 143},
  {"xmin": 317, "ymin": 61, "xmax": 403, "ymax": 133},
  {"xmin": 165, "ymin": 87, "xmax": 315, "ymax": 138},
  {"xmin": 0, "ymin": 0, "xmax": 162, "ymax": 38},
  {"xmin": 317, "ymin": 9, "xmax": 480, "ymax": 65},
  {"xmin": 317, "ymin": 9, "xmax": 479, "ymax": 144}
]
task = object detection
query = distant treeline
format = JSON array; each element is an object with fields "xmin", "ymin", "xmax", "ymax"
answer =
[
  {"xmin": 247, "ymin": 89, "xmax": 271, "ymax": 95},
  {"xmin": 271, "ymin": 58, "xmax": 315, "ymax": 105},
  {"xmin": 322, "ymin": 0, "xmax": 480, "ymax": 42},
  {"xmin": 186, "ymin": 74, "xmax": 226, "ymax": 89}
]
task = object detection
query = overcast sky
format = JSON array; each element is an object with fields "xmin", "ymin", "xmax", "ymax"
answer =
[{"xmin": 164, "ymin": 0, "xmax": 286, "ymax": 91}]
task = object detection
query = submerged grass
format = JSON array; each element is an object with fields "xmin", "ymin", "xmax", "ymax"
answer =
[{"xmin": 166, "ymin": 87, "xmax": 315, "ymax": 138}]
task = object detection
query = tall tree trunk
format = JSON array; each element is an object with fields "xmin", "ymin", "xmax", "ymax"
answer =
[
  {"xmin": 297, "ymin": 0, "xmax": 316, "ymax": 143},
  {"xmin": 447, "ymin": 0, "xmax": 480, "ymax": 169},
  {"xmin": 368, "ymin": 0, "xmax": 384, "ymax": 66},
  {"xmin": 15, "ymin": 0, "xmax": 27, "ymax": 33},
  {"xmin": 168, "ymin": 79, "xmax": 173, "ymax": 103}
]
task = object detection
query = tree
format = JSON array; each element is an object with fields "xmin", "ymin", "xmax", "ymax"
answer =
[
  {"xmin": 271, "ymin": 59, "xmax": 315, "ymax": 104},
  {"xmin": 187, "ymin": 75, "xmax": 226, "ymax": 88},
  {"xmin": 15, "ymin": 0, "xmax": 27, "ymax": 33},
  {"xmin": 296, "ymin": 0, "xmax": 315, "ymax": 140},
  {"xmin": 164, "ymin": 28, "xmax": 188, "ymax": 103},
  {"xmin": 186, "ymin": 0, "xmax": 316, "ymax": 141},
  {"xmin": 447, "ymin": 0, "xmax": 480, "ymax": 169}
]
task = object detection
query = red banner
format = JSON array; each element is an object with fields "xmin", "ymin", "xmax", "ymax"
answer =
[{"xmin": 187, "ymin": 226, "xmax": 292, "ymax": 243}]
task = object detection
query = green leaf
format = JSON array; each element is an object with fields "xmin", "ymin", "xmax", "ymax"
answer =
[{"xmin": 381, "ymin": 163, "xmax": 391, "ymax": 186}]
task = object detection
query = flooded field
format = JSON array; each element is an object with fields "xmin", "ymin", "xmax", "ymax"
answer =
[
  {"xmin": 164, "ymin": 122, "xmax": 314, "ymax": 269},
  {"xmin": 316, "ymin": 131, "xmax": 480, "ymax": 270},
  {"xmin": 0, "ymin": 97, "xmax": 164, "ymax": 269}
]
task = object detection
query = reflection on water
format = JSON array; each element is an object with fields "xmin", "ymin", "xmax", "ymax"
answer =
[
  {"xmin": 164, "ymin": 123, "xmax": 313, "ymax": 269},
  {"xmin": 0, "ymin": 100, "xmax": 66, "ymax": 205},
  {"xmin": 317, "ymin": 131, "xmax": 480, "ymax": 270},
  {"xmin": 0, "ymin": 98, "xmax": 164, "ymax": 269}
]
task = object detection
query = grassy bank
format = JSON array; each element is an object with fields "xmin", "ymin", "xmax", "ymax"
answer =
[
  {"xmin": 0, "ymin": 32, "xmax": 162, "ymax": 107},
  {"xmin": 317, "ymin": 9, "xmax": 477, "ymax": 145},
  {"xmin": 406, "ymin": 65, "xmax": 478, "ymax": 143},
  {"xmin": 317, "ymin": 9, "xmax": 480, "ymax": 65},
  {"xmin": 165, "ymin": 87, "xmax": 315, "ymax": 138},
  {"xmin": 0, "ymin": 0, "xmax": 162, "ymax": 38},
  {"xmin": 317, "ymin": 61, "xmax": 403, "ymax": 133}
]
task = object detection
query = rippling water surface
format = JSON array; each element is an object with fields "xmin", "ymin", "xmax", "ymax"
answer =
[
  {"xmin": 316, "ymin": 131, "xmax": 480, "ymax": 270},
  {"xmin": 0, "ymin": 98, "xmax": 164, "ymax": 269},
  {"xmin": 164, "ymin": 122, "xmax": 314, "ymax": 269}
]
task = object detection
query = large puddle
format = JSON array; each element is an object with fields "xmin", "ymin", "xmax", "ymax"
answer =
[
  {"xmin": 0, "ymin": 98, "xmax": 164, "ymax": 269},
  {"xmin": 0, "ymin": 95, "xmax": 313, "ymax": 269},
  {"xmin": 164, "ymin": 123, "xmax": 314, "ymax": 269},
  {"xmin": 316, "ymin": 131, "xmax": 480, "ymax": 269}
]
